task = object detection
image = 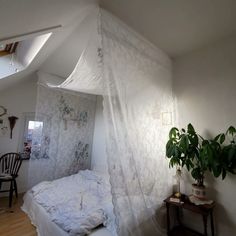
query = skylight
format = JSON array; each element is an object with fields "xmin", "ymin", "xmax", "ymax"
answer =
[
  {"xmin": 0, "ymin": 42, "xmax": 18, "ymax": 56},
  {"xmin": 0, "ymin": 33, "xmax": 51, "ymax": 79}
]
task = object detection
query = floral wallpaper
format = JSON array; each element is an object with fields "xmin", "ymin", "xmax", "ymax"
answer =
[{"xmin": 28, "ymin": 86, "xmax": 96, "ymax": 188}]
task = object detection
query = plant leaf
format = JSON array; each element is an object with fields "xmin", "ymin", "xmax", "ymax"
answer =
[
  {"xmin": 180, "ymin": 135, "xmax": 189, "ymax": 153},
  {"xmin": 187, "ymin": 123, "xmax": 195, "ymax": 134},
  {"xmin": 222, "ymin": 169, "xmax": 227, "ymax": 180},
  {"xmin": 189, "ymin": 133, "xmax": 198, "ymax": 147},
  {"xmin": 212, "ymin": 165, "xmax": 221, "ymax": 178},
  {"xmin": 227, "ymin": 126, "xmax": 236, "ymax": 136},
  {"xmin": 214, "ymin": 134, "xmax": 221, "ymax": 142},
  {"xmin": 169, "ymin": 127, "xmax": 179, "ymax": 139},
  {"xmin": 220, "ymin": 134, "xmax": 225, "ymax": 144}
]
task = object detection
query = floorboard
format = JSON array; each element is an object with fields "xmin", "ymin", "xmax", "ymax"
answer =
[{"xmin": 0, "ymin": 194, "xmax": 37, "ymax": 236}]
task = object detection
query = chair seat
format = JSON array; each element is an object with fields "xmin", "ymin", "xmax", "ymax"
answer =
[{"xmin": 0, "ymin": 176, "xmax": 13, "ymax": 181}]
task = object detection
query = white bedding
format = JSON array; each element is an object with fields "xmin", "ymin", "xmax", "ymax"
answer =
[
  {"xmin": 22, "ymin": 170, "xmax": 116, "ymax": 236},
  {"xmin": 22, "ymin": 192, "xmax": 113, "ymax": 236}
]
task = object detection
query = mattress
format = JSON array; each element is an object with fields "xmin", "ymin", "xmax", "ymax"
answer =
[{"xmin": 22, "ymin": 192, "xmax": 113, "ymax": 236}]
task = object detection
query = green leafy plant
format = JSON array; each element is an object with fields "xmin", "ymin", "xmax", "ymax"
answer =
[
  {"xmin": 166, "ymin": 124, "xmax": 236, "ymax": 186},
  {"xmin": 211, "ymin": 126, "xmax": 236, "ymax": 179}
]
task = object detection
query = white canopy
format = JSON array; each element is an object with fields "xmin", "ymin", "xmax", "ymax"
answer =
[{"xmin": 35, "ymin": 6, "xmax": 174, "ymax": 236}]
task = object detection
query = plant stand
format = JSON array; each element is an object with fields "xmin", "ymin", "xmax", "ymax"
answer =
[{"xmin": 164, "ymin": 194, "xmax": 215, "ymax": 236}]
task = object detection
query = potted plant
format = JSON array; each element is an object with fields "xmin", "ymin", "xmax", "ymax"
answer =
[
  {"xmin": 166, "ymin": 124, "xmax": 236, "ymax": 199},
  {"xmin": 211, "ymin": 126, "xmax": 236, "ymax": 179}
]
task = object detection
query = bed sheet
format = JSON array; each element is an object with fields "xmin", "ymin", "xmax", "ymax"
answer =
[{"xmin": 22, "ymin": 192, "xmax": 113, "ymax": 236}]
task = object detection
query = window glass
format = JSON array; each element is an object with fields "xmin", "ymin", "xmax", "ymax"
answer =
[
  {"xmin": 23, "ymin": 121, "xmax": 43, "ymax": 159},
  {"xmin": 20, "ymin": 113, "xmax": 44, "ymax": 160}
]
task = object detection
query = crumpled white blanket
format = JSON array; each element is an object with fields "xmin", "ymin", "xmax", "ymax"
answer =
[{"xmin": 30, "ymin": 170, "xmax": 115, "ymax": 236}]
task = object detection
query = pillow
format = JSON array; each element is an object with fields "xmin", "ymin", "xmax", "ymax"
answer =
[{"xmin": 68, "ymin": 209, "xmax": 106, "ymax": 236}]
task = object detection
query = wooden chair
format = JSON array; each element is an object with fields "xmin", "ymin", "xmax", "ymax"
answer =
[{"xmin": 0, "ymin": 153, "xmax": 22, "ymax": 207}]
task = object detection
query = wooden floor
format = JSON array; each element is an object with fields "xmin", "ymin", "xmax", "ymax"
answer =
[{"xmin": 0, "ymin": 194, "xmax": 37, "ymax": 236}]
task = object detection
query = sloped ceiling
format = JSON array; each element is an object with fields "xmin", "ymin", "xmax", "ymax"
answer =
[
  {"xmin": 0, "ymin": 0, "xmax": 97, "ymax": 91},
  {"xmin": 101, "ymin": 0, "xmax": 236, "ymax": 58}
]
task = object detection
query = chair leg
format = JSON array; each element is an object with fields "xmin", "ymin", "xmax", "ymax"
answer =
[
  {"xmin": 13, "ymin": 179, "xmax": 18, "ymax": 198},
  {"xmin": 9, "ymin": 181, "xmax": 13, "ymax": 208}
]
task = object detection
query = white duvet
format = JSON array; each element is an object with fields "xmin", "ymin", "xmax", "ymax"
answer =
[{"xmin": 28, "ymin": 170, "xmax": 116, "ymax": 236}]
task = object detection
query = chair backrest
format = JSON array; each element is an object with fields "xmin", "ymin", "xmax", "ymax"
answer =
[{"xmin": 0, "ymin": 153, "xmax": 22, "ymax": 177}]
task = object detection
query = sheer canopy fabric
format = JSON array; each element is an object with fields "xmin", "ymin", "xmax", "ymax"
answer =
[
  {"xmin": 54, "ymin": 8, "xmax": 103, "ymax": 95},
  {"xmin": 28, "ymin": 81, "xmax": 96, "ymax": 188},
  {"xmin": 60, "ymin": 8, "xmax": 175, "ymax": 235},
  {"xmin": 29, "ymin": 6, "xmax": 175, "ymax": 236},
  {"xmin": 101, "ymin": 10, "xmax": 174, "ymax": 236}
]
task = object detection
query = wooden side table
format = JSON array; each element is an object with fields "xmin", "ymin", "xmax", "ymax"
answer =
[{"xmin": 164, "ymin": 195, "xmax": 215, "ymax": 236}]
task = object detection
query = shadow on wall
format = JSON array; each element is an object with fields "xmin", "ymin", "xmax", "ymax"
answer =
[{"xmin": 206, "ymin": 173, "xmax": 236, "ymax": 235}]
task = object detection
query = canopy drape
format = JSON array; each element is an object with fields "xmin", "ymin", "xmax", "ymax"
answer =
[
  {"xmin": 29, "ymin": 6, "xmax": 176, "ymax": 236},
  {"xmin": 27, "ymin": 75, "xmax": 97, "ymax": 188}
]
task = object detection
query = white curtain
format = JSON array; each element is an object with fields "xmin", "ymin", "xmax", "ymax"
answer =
[
  {"xmin": 101, "ymin": 10, "xmax": 174, "ymax": 236},
  {"xmin": 32, "ymin": 6, "xmax": 176, "ymax": 236},
  {"xmin": 28, "ymin": 79, "xmax": 97, "ymax": 188}
]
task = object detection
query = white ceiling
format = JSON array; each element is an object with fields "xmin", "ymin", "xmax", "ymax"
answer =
[
  {"xmin": 0, "ymin": 0, "xmax": 96, "ymax": 41},
  {"xmin": 0, "ymin": 0, "xmax": 97, "ymax": 90},
  {"xmin": 101, "ymin": 0, "xmax": 236, "ymax": 58}
]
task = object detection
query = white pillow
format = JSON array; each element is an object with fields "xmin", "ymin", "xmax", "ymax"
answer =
[{"xmin": 69, "ymin": 209, "xmax": 106, "ymax": 236}]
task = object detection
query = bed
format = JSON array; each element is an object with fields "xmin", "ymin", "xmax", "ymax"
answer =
[{"xmin": 22, "ymin": 170, "xmax": 116, "ymax": 236}]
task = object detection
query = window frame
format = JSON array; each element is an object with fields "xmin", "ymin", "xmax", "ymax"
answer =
[{"xmin": 18, "ymin": 112, "xmax": 44, "ymax": 160}]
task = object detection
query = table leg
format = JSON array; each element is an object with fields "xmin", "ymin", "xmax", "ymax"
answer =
[
  {"xmin": 203, "ymin": 215, "xmax": 208, "ymax": 236},
  {"xmin": 166, "ymin": 203, "xmax": 170, "ymax": 235},
  {"xmin": 210, "ymin": 211, "xmax": 214, "ymax": 236},
  {"xmin": 176, "ymin": 207, "xmax": 181, "ymax": 225}
]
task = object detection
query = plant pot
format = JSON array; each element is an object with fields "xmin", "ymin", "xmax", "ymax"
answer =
[{"xmin": 192, "ymin": 184, "xmax": 206, "ymax": 199}]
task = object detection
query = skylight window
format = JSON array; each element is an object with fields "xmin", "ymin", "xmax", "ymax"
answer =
[
  {"xmin": 0, "ymin": 33, "xmax": 51, "ymax": 79},
  {"xmin": 0, "ymin": 25, "xmax": 61, "ymax": 80},
  {"xmin": 0, "ymin": 43, "xmax": 18, "ymax": 57}
]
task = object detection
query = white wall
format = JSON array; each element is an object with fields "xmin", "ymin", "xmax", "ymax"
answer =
[
  {"xmin": 91, "ymin": 96, "xmax": 108, "ymax": 173},
  {"xmin": 0, "ymin": 75, "xmax": 37, "ymax": 193},
  {"xmin": 174, "ymin": 35, "xmax": 236, "ymax": 236}
]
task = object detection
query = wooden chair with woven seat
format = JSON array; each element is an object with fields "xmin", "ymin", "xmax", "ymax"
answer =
[{"xmin": 0, "ymin": 153, "xmax": 22, "ymax": 207}]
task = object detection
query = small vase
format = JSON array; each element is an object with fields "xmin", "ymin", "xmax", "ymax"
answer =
[
  {"xmin": 192, "ymin": 184, "xmax": 206, "ymax": 199},
  {"xmin": 173, "ymin": 168, "xmax": 182, "ymax": 198}
]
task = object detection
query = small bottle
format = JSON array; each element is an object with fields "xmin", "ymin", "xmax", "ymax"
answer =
[{"xmin": 174, "ymin": 167, "xmax": 182, "ymax": 198}]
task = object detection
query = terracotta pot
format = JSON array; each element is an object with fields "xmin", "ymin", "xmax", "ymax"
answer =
[{"xmin": 192, "ymin": 184, "xmax": 206, "ymax": 199}]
